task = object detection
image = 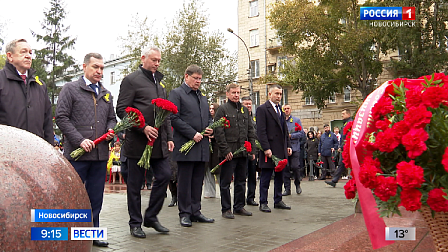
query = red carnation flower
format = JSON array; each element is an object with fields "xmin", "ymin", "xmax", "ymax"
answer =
[
  {"xmin": 403, "ymin": 105, "xmax": 432, "ymax": 129},
  {"xmin": 385, "ymin": 84, "xmax": 398, "ymax": 97},
  {"xmin": 442, "ymin": 147, "xmax": 448, "ymax": 173},
  {"xmin": 419, "ymin": 73, "xmax": 446, "ymax": 82},
  {"xmin": 275, "ymin": 159, "xmax": 288, "ymax": 172},
  {"xmin": 422, "ymin": 86, "xmax": 448, "ymax": 109},
  {"xmin": 396, "ymin": 160, "xmax": 425, "ymax": 189},
  {"xmin": 405, "ymin": 89, "xmax": 423, "ymax": 109},
  {"xmin": 152, "ymin": 98, "xmax": 178, "ymax": 114},
  {"xmin": 390, "ymin": 120, "xmax": 409, "ymax": 139},
  {"xmin": 427, "ymin": 188, "xmax": 448, "ymax": 212},
  {"xmin": 244, "ymin": 141, "xmax": 252, "ymax": 153},
  {"xmin": 401, "ymin": 128, "xmax": 428, "ymax": 159},
  {"xmin": 359, "ymin": 157, "xmax": 382, "ymax": 189},
  {"xmin": 344, "ymin": 178, "xmax": 357, "ymax": 199},
  {"xmin": 372, "ymin": 96, "xmax": 394, "ymax": 121},
  {"xmin": 375, "ymin": 119, "xmax": 391, "ymax": 132},
  {"xmin": 374, "ymin": 176, "xmax": 398, "ymax": 202},
  {"xmin": 399, "ymin": 188, "xmax": 422, "ymax": 211},
  {"xmin": 390, "ymin": 78, "xmax": 408, "ymax": 86},
  {"xmin": 343, "ymin": 121, "xmax": 353, "ymax": 136},
  {"xmin": 373, "ymin": 128, "xmax": 400, "ymax": 153},
  {"xmin": 342, "ymin": 139, "xmax": 351, "ymax": 169}
]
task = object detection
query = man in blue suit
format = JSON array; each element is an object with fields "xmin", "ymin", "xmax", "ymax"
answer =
[
  {"xmin": 256, "ymin": 85, "xmax": 292, "ymax": 212},
  {"xmin": 282, "ymin": 104, "xmax": 305, "ymax": 195}
]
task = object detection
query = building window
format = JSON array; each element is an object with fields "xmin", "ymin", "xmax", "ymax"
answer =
[
  {"xmin": 249, "ymin": 0, "xmax": 258, "ymax": 17},
  {"xmin": 250, "ymin": 60, "xmax": 259, "ymax": 78},
  {"xmin": 344, "ymin": 87, "xmax": 351, "ymax": 102},
  {"xmin": 250, "ymin": 29, "xmax": 259, "ymax": 47},
  {"xmin": 277, "ymin": 56, "xmax": 287, "ymax": 79},
  {"xmin": 219, "ymin": 95, "xmax": 226, "ymax": 105},
  {"xmin": 282, "ymin": 88, "xmax": 288, "ymax": 105},
  {"xmin": 329, "ymin": 93, "xmax": 336, "ymax": 103},
  {"xmin": 305, "ymin": 96, "xmax": 314, "ymax": 105},
  {"xmin": 110, "ymin": 71, "xmax": 115, "ymax": 85}
]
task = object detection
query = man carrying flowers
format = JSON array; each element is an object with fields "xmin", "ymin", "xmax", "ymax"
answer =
[
  {"xmin": 56, "ymin": 53, "xmax": 116, "ymax": 247},
  {"xmin": 214, "ymin": 84, "xmax": 257, "ymax": 219},
  {"xmin": 116, "ymin": 46, "xmax": 173, "ymax": 238},
  {"xmin": 256, "ymin": 85, "xmax": 293, "ymax": 213},
  {"xmin": 169, "ymin": 65, "xmax": 215, "ymax": 227}
]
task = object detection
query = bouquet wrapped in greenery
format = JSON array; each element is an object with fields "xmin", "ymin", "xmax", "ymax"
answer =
[
  {"xmin": 255, "ymin": 140, "xmax": 288, "ymax": 172},
  {"xmin": 210, "ymin": 141, "xmax": 252, "ymax": 173}
]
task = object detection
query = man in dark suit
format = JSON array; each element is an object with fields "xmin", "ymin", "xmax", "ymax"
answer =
[
  {"xmin": 169, "ymin": 64, "xmax": 215, "ymax": 227},
  {"xmin": 116, "ymin": 46, "xmax": 173, "ymax": 238},
  {"xmin": 256, "ymin": 84, "xmax": 292, "ymax": 212},
  {"xmin": 56, "ymin": 53, "xmax": 116, "ymax": 247}
]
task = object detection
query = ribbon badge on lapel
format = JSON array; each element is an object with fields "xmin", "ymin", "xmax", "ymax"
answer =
[
  {"xmin": 35, "ymin": 76, "xmax": 43, "ymax": 86},
  {"xmin": 160, "ymin": 81, "xmax": 165, "ymax": 88},
  {"xmin": 104, "ymin": 93, "xmax": 110, "ymax": 102},
  {"xmin": 241, "ymin": 107, "xmax": 244, "ymax": 113},
  {"xmin": 290, "ymin": 118, "xmax": 293, "ymax": 123}
]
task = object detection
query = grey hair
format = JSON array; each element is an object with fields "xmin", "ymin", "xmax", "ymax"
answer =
[
  {"xmin": 5, "ymin": 39, "xmax": 28, "ymax": 54},
  {"xmin": 83, "ymin": 53, "xmax": 103, "ymax": 65},
  {"xmin": 141, "ymin": 46, "xmax": 160, "ymax": 57},
  {"xmin": 269, "ymin": 84, "xmax": 283, "ymax": 91}
]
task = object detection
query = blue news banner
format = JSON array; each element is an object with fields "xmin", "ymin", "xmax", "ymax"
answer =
[{"xmin": 31, "ymin": 209, "xmax": 91, "ymax": 222}]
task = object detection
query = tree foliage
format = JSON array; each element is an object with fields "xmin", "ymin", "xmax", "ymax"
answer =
[
  {"xmin": 31, "ymin": 0, "xmax": 77, "ymax": 108},
  {"xmin": 118, "ymin": 14, "xmax": 155, "ymax": 76},
  {"xmin": 0, "ymin": 55, "xmax": 6, "ymax": 69},
  {"xmin": 372, "ymin": 0, "xmax": 448, "ymax": 78},
  {"xmin": 269, "ymin": 0, "xmax": 383, "ymax": 109}
]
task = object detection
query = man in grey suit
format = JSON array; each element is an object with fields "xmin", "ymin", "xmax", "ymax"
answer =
[
  {"xmin": 169, "ymin": 64, "xmax": 215, "ymax": 227},
  {"xmin": 256, "ymin": 84, "xmax": 292, "ymax": 213}
]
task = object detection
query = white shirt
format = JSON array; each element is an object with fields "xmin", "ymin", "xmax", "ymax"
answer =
[{"xmin": 269, "ymin": 100, "xmax": 281, "ymax": 114}]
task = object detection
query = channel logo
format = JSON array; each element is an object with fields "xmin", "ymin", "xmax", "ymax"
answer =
[
  {"xmin": 71, "ymin": 227, "xmax": 107, "ymax": 240},
  {"xmin": 360, "ymin": 7, "xmax": 415, "ymax": 20}
]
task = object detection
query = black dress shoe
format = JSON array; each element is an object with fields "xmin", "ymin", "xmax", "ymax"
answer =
[
  {"xmin": 274, "ymin": 201, "xmax": 291, "ymax": 210},
  {"xmin": 246, "ymin": 199, "xmax": 259, "ymax": 206},
  {"xmin": 130, "ymin": 227, "xmax": 146, "ymax": 238},
  {"xmin": 191, "ymin": 214, "xmax": 215, "ymax": 223},
  {"xmin": 234, "ymin": 208, "xmax": 252, "ymax": 216},
  {"xmin": 168, "ymin": 196, "xmax": 177, "ymax": 207},
  {"xmin": 282, "ymin": 189, "xmax": 291, "ymax": 196},
  {"xmin": 93, "ymin": 240, "xmax": 109, "ymax": 247},
  {"xmin": 180, "ymin": 216, "xmax": 192, "ymax": 227},
  {"xmin": 325, "ymin": 181, "xmax": 337, "ymax": 187},
  {"xmin": 222, "ymin": 210, "xmax": 235, "ymax": 219},
  {"xmin": 317, "ymin": 176, "xmax": 326, "ymax": 180},
  {"xmin": 259, "ymin": 204, "xmax": 271, "ymax": 213},
  {"xmin": 143, "ymin": 220, "xmax": 169, "ymax": 233},
  {"xmin": 296, "ymin": 185, "xmax": 302, "ymax": 194}
]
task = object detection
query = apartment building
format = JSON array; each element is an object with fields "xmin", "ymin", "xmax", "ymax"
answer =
[{"xmin": 231, "ymin": 0, "xmax": 362, "ymax": 131}]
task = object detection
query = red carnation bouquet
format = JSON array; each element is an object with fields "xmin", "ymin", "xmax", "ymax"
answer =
[
  {"xmin": 352, "ymin": 73, "xmax": 448, "ymax": 217},
  {"xmin": 70, "ymin": 107, "xmax": 145, "ymax": 160},
  {"xmin": 254, "ymin": 140, "xmax": 288, "ymax": 172},
  {"xmin": 137, "ymin": 98, "xmax": 178, "ymax": 169},
  {"xmin": 210, "ymin": 141, "xmax": 252, "ymax": 173},
  {"xmin": 180, "ymin": 117, "xmax": 230, "ymax": 155},
  {"xmin": 289, "ymin": 122, "xmax": 302, "ymax": 133}
]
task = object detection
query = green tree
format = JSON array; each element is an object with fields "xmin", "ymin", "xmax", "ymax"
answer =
[
  {"xmin": 0, "ymin": 54, "xmax": 6, "ymax": 69},
  {"xmin": 373, "ymin": 0, "xmax": 448, "ymax": 78},
  {"xmin": 158, "ymin": 0, "xmax": 236, "ymax": 100},
  {"xmin": 31, "ymin": 0, "xmax": 77, "ymax": 109},
  {"xmin": 269, "ymin": 0, "xmax": 383, "ymax": 109},
  {"xmin": 118, "ymin": 14, "xmax": 155, "ymax": 76}
]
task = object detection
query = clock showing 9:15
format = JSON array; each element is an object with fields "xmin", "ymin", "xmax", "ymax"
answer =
[{"xmin": 31, "ymin": 227, "xmax": 68, "ymax": 241}]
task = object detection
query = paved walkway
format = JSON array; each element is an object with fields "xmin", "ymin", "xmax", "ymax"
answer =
[{"xmin": 93, "ymin": 178, "xmax": 353, "ymax": 252}]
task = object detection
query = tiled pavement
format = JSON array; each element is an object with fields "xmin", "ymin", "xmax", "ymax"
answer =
[{"xmin": 94, "ymin": 178, "xmax": 353, "ymax": 252}]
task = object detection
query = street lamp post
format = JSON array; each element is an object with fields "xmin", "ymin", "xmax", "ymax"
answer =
[{"xmin": 227, "ymin": 28, "xmax": 253, "ymax": 102}]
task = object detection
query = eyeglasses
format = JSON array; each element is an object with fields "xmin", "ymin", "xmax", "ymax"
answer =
[{"xmin": 189, "ymin": 75, "xmax": 202, "ymax": 81}]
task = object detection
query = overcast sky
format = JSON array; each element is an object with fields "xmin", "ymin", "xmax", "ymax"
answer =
[{"xmin": 1, "ymin": 0, "xmax": 238, "ymax": 64}]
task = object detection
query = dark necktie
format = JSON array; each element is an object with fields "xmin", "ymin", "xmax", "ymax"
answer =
[
  {"xmin": 20, "ymin": 75, "xmax": 26, "ymax": 84},
  {"xmin": 89, "ymin": 84, "xmax": 98, "ymax": 96},
  {"xmin": 276, "ymin": 105, "xmax": 282, "ymax": 120}
]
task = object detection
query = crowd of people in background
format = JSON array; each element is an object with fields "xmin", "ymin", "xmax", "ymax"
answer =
[{"xmin": 0, "ymin": 39, "xmax": 352, "ymax": 248}]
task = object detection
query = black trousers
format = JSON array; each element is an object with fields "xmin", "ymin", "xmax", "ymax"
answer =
[
  {"xmin": 143, "ymin": 167, "xmax": 154, "ymax": 187},
  {"xmin": 321, "ymin": 155, "xmax": 335, "ymax": 177},
  {"xmin": 246, "ymin": 158, "xmax": 257, "ymax": 202},
  {"xmin": 121, "ymin": 160, "xmax": 128, "ymax": 183},
  {"xmin": 332, "ymin": 156, "xmax": 346, "ymax": 183},
  {"xmin": 70, "ymin": 161, "xmax": 107, "ymax": 227},
  {"xmin": 283, "ymin": 151, "xmax": 301, "ymax": 191},
  {"xmin": 220, "ymin": 157, "xmax": 247, "ymax": 212},
  {"xmin": 177, "ymin": 161, "xmax": 205, "ymax": 218},
  {"xmin": 259, "ymin": 168, "xmax": 283, "ymax": 205},
  {"xmin": 127, "ymin": 158, "xmax": 170, "ymax": 227}
]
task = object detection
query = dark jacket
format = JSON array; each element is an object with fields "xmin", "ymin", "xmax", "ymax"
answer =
[
  {"xmin": 318, "ymin": 131, "xmax": 339, "ymax": 157},
  {"xmin": 214, "ymin": 100, "xmax": 256, "ymax": 158},
  {"xmin": 305, "ymin": 137, "xmax": 319, "ymax": 160},
  {"xmin": 169, "ymin": 83, "xmax": 212, "ymax": 162},
  {"xmin": 339, "ymin": 117, "xmax": 354, "ymax": 150},
  {"xmin": 55, "ymin": 76, "xmax": 117, "ymax": 161},
  {"xmin": 0, "ymin": 62, "xmax": 53, "ymax": 144},
  {"xmin": 285, "ymin": 115, "xmax": 304, "ymax": 152},
  {"xmin": 256, "ymin": 101, "xmax": 291, "ymax": 169},
  {"xmin": 116, "ymin": 66, "xmax": 173, "ymax": 160}
]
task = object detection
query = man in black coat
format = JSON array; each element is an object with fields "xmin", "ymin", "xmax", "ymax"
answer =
[
  {"xmin": 0, "ymin": 39, "xmax": 53, "ymax": 144},
  {"xmin": 214, "ymin": 85, "xmax": 256, "ymax": 219},
  {"xmin": 169, "ymin": 64, "xmax": 215, "ymax": 227},
  {"xmin": 116, "ymin": 46, "xmax": 173, "ymax": 238},
  {"xmin": 326, "ymin": 109, "xmax": 354, "ymax": 187},
  {"xmin": 56, "ymin": 53, "xmax": 116, "ymax": 247},
  {"xmin": 256, "ymin": 85, "xmax": 292, "ymax": 212}
]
